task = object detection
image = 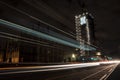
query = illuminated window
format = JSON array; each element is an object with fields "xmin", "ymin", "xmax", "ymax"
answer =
[{"xmin": 80, "ymin": 16, "xmax": 86, "ymax": 25}]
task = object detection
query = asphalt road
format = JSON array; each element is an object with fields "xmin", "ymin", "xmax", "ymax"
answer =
[
  {"xmin": 107, "ymin": 63, "xmax": 120, "ymax": 80},
  {"xmin": 0, "ymin": 63, "xmax": 118, "ymax": 80}
]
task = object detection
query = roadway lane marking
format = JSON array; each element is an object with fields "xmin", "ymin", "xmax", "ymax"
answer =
[
  {"xmin": 108, "ymin": 68, "xmax": 113, "ymax": 73},
  {"xmin": 46, "ymin": 65, "xmax": 109, "ymax": 80},
  {"xmin": 99, "ymin": 74, "xmax": 107, "ymax": 80},
  {"xmin": 104, "ymin": 63, "xmax": 119, "ymax": 80},
  {"xmin": 81, "ymin": 65, "xmax": 113, "ymax": 80},
  {"xmin": 46, "ymin": 70, "xmax": 87, "ymax": 80}
]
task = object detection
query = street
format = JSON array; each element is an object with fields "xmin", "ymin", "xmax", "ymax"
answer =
[
  {"xmin": 0, "ymin": 63, "xmax": 118, "ymax": 80},
  {"xmin": 107, "ymin": 63, "xmax": 120, "ymax": 80}
]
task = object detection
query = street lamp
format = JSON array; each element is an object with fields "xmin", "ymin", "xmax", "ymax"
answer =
[
  {"xmin": 96, "ymin": 52, "xmax": 101, "ymax": 56},
  {"xmin": 72, "ymin": 54, "xmax": 76, "ymax": 58}
]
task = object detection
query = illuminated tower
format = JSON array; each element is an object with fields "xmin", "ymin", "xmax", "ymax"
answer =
[{"xmin": 75, "ymin": 12, "xmax": 95, "ymax": 56}]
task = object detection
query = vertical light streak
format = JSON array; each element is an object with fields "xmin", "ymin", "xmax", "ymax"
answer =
[{"xmin": 86, "ymin": 19, "xmax": 90, "ymax": 45}]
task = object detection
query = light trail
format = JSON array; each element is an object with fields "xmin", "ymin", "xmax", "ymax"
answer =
[
  {"xmin": 0, "ymin": 63, "xmax": 100, "ymax": 70},
  {"xmin": 0, "ymin": 1, "xmax": 98, "ymax": 49},
  {"xmin": 99, "ymin": 60, "xmax": 120, "ymax": 64},
  {"xmin": 0, "ymin": 31, "xmax": 47, "ymax": 44},
  {"xmin": 0, "ymin": 34, "xmax": 61, "ymax": 49},
  {"xmin": 0, "ymin": 32, "xmax": 68, "ymax": 50},
  {"xmin": 0, "ymin": 61, "xmax": 119, "ymax": 75},
  {"xmin": 0, "ymin": 63, "xmax": 100, "ymax": 75},
  {"xmin": 86, "ymin": 18, "xmax": 90, "ymax": 45},
  {"xmin": 0, "ymin": 19, "xmax": 96, "ymax": 50},
  {"xmin": 0, "ymin": 1, "xmax": 75, "ymax": 38}
]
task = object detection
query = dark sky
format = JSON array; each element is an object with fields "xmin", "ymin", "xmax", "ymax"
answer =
[
  {"xmin": 42, "ymin": 0, "xmax": 120, "ymax": 56},
  {"xmin": 85, "ymin": 0, "xmax": 120, "ymax": 56}
]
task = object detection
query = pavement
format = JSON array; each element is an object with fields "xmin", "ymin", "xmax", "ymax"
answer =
[
  {"xmin": 0, "ymin": 61, "xmax": 119, "ymax": 80},
  {"xmin": 107, "ymin": 63, "xmax": 120, "ymax": 80}
]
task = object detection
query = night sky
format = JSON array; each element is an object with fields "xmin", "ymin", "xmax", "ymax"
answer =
[
  {"xmin": 84, "ymin": 0, "xmax": 120, "ymax": 56},
  {"xmin": 43, "ymin": 0, "xmax": 120, "ymax": 57}
]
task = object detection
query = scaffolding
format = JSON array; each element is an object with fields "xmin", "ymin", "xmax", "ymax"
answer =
[{"xmin": 75, "ymin": 13, "xmax": 91, "ymax": 56}]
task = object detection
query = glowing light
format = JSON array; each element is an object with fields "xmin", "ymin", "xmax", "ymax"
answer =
[
  {"xmin": 96, "ymin": 52, "xmax": 101, "ymax": 56},
  {"xmin": 72, "ymin": 54, "xmax": 76, "ymax": 58},
  {"xmin": 80, "ymin": 16, "xmax": 86, "ymax": 25},
  {"xmin": 0, "ymin": 19, "xmax": 96, "ymax": 51},
  {"xmin": 0, "ymin": 62, "xmax": 100, "ymax": 75},
  {"xmin": 99, "ymin": 60, "xmax": 120, "ymax": 64},
  {"xmin": 0, "ymin": 61, "xmax": 119, "ymax": 75}
]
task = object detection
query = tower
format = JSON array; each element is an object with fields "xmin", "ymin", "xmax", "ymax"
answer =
[{"xmin": 75, "ymin": 12, "xmax": 95, "ymax": 56}]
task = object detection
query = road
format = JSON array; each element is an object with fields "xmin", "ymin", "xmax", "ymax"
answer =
[
  {"xmin": 0, "ymin": 62, "xmax": 119, "ymax": 80},
  {"xmin": 107, "ymin": 63, "xmax": 120, "ymax": 80}
]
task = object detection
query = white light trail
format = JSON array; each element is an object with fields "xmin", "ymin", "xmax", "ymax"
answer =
[
  {"xmin": 0, "ymin": 63, "xmax": 100, "ymax": 75},
  {"xmin": 86, "ymin": 18, "xmax": 90, "ymax": 45},
  {"xmin": 99, "ymin": 60, "xmax": 120, "ymax": 64},
  {"xmin": 0, "ymin": 61, "xmax": 119, "ymax": 75}
]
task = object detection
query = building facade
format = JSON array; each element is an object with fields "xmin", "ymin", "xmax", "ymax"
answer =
[{"xmin": 0, "ymin": 0, "xmax": 77, "ymax": 63}]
